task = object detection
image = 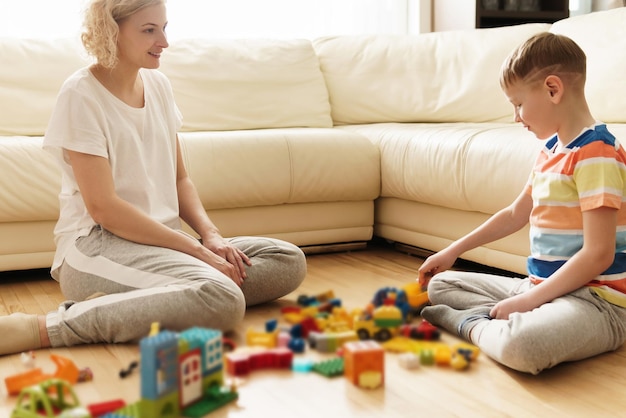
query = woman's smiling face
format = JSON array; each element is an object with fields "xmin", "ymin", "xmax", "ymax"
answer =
[{"xmin": 116, "ymin": 3, "xmax": 169, "ymax": 70}]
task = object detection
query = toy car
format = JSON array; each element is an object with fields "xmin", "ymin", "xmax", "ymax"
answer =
[{"xmin": 398, "ymin": 319, "xmax": 441, "ymax": 341}]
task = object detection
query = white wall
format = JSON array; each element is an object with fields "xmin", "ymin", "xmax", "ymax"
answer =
[{"xmin": 433, "ymin": 0, "xmax": 476, "ymax": 31}]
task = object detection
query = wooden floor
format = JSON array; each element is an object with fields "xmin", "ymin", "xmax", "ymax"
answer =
[{"xmin": 1, "ymin": 243, "xmax": 626, "ymax": 417}]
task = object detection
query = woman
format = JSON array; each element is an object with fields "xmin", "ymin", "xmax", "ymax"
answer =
[{"xmin": 0, "ymin": 0, "xmax": 306, "ymax": 356}]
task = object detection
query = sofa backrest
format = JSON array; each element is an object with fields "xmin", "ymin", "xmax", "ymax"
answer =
[
  {"xmin": 1, "ymin": 8, "xmax": 623, "ymax": 137},
  {"xmin": 313, "ymin": 23, "xmax": 550, "ymax": 125},
  {"xmin": 160, "ymin": 38, "xmax": 333, "ymax": 131},
  {"xmin": 0, "ymin": 37, "xmax": 333, "ymax": 137},
  {"xmin": 550, "ymin": 7, "xmax": 626, "ymax": 123},
  {"xmin": 0, "ymin": 37, "xmax": 90, "ymax": 136}
]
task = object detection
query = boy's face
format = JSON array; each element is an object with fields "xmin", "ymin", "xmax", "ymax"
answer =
[{"xmin": 503, "ymin": 79, "xmax": 558, "ymax": 140}]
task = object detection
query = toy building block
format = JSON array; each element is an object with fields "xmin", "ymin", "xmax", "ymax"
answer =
[
  {"xmin": 139, "ymin": 329, "xmax": 179, "ymax": 402},
  {"xmin": 246, "ymin": 326, "xmax": 279, "ymax": 348},
  {"xmin": 298, "ymin": 316, "xmax": 321, "ymax": 338},
  {"xmin": 316, "ymin": 307, "xmax": 352, "ymax": 333},
  {"xmin": 5, "ymin": 353, "xmax": 80, "ymax": 396},
  {"xmin": 249, "ymin": 347, "xmax": 292, "ymax": 371},
  {"xmin": 265, "ymin": 318, "xmax": 278, "ymax": 332},
  {"xmin": 398, "ymin": 352, "xmax": 420, "ymax": 370},
  {"xmin": 343, "ymin": 340, "xmax": 385, "ymax": 389},
  {"xmin": 419, "ymin": 349, "xmax": 435, "ymax": 365},
  {"xmin": 225, "ymin": 352, "xmax": 252, "ymax": 377},
  {"xmin": 278, "ymin": 330, "xmax": 291, "ymax": 348},
  {"xmin": 99, "ymin": 400, "xmax": 144, "ymax": 418},
  {"xmin": 11, "ymin": 378, "xmax": 87, "ymax": 417},
  {"xmin": 292, "ymin": 358, "xmax": 315, "ymax": 373},
  {"xmin": 78, "ymin": 367, "xmax": 94, "ymax": 382},
  {"xmin": 108, "ymin": 327, "xmax": 234, "ymax": 418},
  {"xmin": 289, "ymin": 323, "xmax": 303, "ymax": 338},
  {"xmin": 454, "ymin": 342, "xmax": 481, "ymax": 361},
  {"xmin": 380, "ymin": 336, "xmax": 419, "ymax": 353},
  {"xmin": 402, "ymin": 281, "xmax": 430, "ymax": 313},
  {"xmin": 451, "ymin": 353, "xmax": 470, "ymax": 370},
  {"xmin": 381, "ymin": 336, "xmax": 451, "ymax": 355},
  {"xmin": 399, "ymin": 320, "xmax": 441, "ymax": 341},
  {"xmin": 434, "ymin": 346, "xmax": 452, "ymax": 366},
  {"xmin": 225, "ymin": 347, "xmax": 293, "ymax": 377},
  {"xmin": 312, "ymin": 357, "xmax": 344, "ymax": 377},
  {"xmin": 222, "ymin": 336, "xmax": 237, "ymax": 352},
  {"xmin": 149, "ymin": 321, "xmax": 160, "ymax": 336},
  {"xmin": 88, "ymin": 399, "xmax": 127, "ymax": 416},
  {"xmin": 138, "ymin": 330, "xmax": 180, "ymax": 418},
  {"xmin": 51, "ymin": 353, "xmax": 80, "ymax": 383},
  {"xmin": 288, "ymin": 337, "xmax": 306, "ymax": 353},
  {"xmin": 179, "ymin": 327, "xmax": 226, "ymax": 410},
  {"xmin": 5, "ymin": 368, "xmax": 47, "ymax": 396},
  {"xmin": 182, "ymin": 383, "xmax": 238, "ymax": 418},
  {"xmin": 308, "ymin": 330, "xmax": 358, "ymax": 353},
  {"xmin": 297, "ymin": 290, "xmax": 336, "ymax": 307},
  {"xmin": 20, "ymin": 351, "xmax": 35, "ymax": 368},
  {"xmin": 359, "ymin": 371, "xmax": 383, "ymax": 389}
]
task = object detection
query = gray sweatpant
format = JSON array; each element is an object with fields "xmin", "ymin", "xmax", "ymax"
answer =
[
  {"xmin": 46, "ymin": 226, "xmax": 306, "ymax": 348},
  {"xmin": 426, "ymin": 270, "xmax": 626, "ymax": 374}
]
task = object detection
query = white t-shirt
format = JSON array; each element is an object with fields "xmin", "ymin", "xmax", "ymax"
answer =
[{"xmin": 43, "ymin": 67, "xmax": 183, "ymax": 271}]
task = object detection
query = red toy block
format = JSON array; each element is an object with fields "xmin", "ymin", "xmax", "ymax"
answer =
[
  {"xmin": 298, "ymin": 316, "xmax": 321, "ymax": 338},
  {"xmin": 225, "ymin": 352, "xmax": 252, "ymax": 376},
  {"xmin": 225, "ymin": 347, "xmax": 293, "ymax": 377},
  {"xmin": 88, "ymin": 399, "xmax": 126, "ymax": 416},
  {"xmin": 280, "ymin": 306, "xmax": 302, "ymax": 314}
]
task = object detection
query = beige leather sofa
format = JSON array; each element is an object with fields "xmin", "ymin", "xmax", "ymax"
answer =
[{"xmin": 0, "ymin": 8, "xmax": 624, "ymax": 275}]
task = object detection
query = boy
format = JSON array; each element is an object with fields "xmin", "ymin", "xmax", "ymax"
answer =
[{"xmin": 418, "ymin": 32, "xmax": 626, "ymax": 374}]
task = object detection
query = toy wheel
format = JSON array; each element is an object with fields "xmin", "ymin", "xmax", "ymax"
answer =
[
  {"xmin": 357, "ymin": 329, "xmax": 370, "ymax": 340},
  {"xmin": 376, "ymin": 329, "xmax": 392, "ymax": 342}
]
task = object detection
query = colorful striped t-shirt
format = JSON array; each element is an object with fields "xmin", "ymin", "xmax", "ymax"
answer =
[{"xmin": 526, "ymin": 123, "xmax": 626, "ymax": 307}]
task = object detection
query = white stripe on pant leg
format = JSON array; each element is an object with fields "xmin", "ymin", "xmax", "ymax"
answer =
[{"xmin": 64, "ymin": 243, "xmax": 192, "ymax": 288}]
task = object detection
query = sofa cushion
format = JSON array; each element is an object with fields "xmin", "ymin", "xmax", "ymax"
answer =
[
  {"xmin": 550, "ymin": 7, "xmax": 626, "ymax": 123},
  {"xmin": 339, "ymin": 122, "xmax": 543, "ymax": 215},
  {"xmin": 0, "ymin": 136, "xmax": 60, "ymax": 221},
  {"xmin": 313, "ymin": 23, "xmax": 550, "ymax": 126},
  {"xmin": 178, "ymin": 128, "xmax": 380, "ymax": 209},
  {"xmin": 0, "ymin": 37, "xmax": 88, "ymax": 136},
  {"xmin": 161, "ymin": 39, "xmax": 333, "ymax": 132}
]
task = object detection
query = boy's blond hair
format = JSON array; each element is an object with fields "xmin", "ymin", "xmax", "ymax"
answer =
[
  {"xmin": 500, "ymin": 32, "xmax": 586, "ymax": 90},
  {"xmin": 81, "ymin": 0, "xmax": 165, "ymax": 69}
]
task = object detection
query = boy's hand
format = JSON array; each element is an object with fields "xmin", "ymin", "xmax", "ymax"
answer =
[
  {"xmin": 417, "ymin": 249, "xmax": 457, "ymax": 288},
  {"xmin": 489, "ymin": 293, "xmax": 537, "ymax": 319}
]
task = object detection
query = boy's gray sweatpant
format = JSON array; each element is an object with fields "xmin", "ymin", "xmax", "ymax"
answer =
[
  {"xmin": 428, "ymin": 270, "xmax": 626, "ymax": 374},
  {"xmin": 46, "ymin": 226, "xmax": 307, "ymax": 348}
]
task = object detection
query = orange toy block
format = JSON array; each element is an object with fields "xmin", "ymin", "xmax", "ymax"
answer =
[
  {"xmin": 4, "ymin": 354, "xmax": 80, "ymax": 396},
  {"xmin": 343, "ymin": 340, "xmax": 385, "ymax": 389}
]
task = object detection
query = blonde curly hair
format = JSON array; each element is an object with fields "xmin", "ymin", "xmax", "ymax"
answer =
[{"xmin": 81, "ymin": 0, "xmax": 165, "ymax": 69}]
